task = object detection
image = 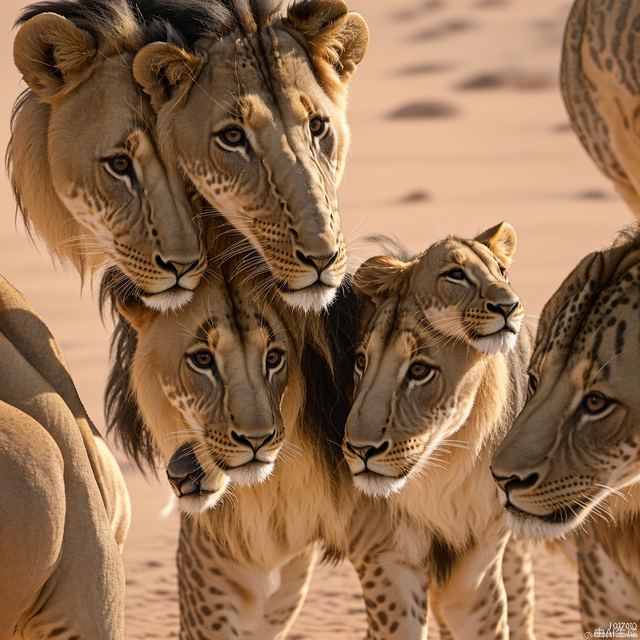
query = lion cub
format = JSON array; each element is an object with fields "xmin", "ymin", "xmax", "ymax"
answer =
[{"xmin": 343, "ymin": 223, "xmax": 534, "ymax": 640}]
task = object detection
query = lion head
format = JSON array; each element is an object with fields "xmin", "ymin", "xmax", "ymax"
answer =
[
  {"xmin": 492, "ymin": 231, "xmax": 640, "ymax": 538},
  {"xmin": 118, "ymin": 270, "xmax": 300, "ymax": 514},
  {"xmin": 9, "ymin": 3, "xmax": 205, "ymax": 310},
  {"xmin": 342, "ymin": 224, "xmax": 528, "ymax": 498},
  {"xmin": 132, "ymin": 0, "xmax": 368, "ymax": 312}
]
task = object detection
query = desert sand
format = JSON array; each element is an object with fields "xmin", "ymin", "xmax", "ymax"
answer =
[{"xmin": 0, "ymin": 0, "xmax": 631, "ymax": 637}]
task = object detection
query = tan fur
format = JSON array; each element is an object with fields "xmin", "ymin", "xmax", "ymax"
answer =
[
  {"xmin": 120, "ymin": 258, "xmax": 355, "ymax": 637},
  {"xmin": 0, "ymin": 275, "xmax": 129, "ymax": 638},
  {"xmin": 492, "ymin": 229, "xmax": 640, "ymax": 630},
  {"xmin": 343, "ymin": 226, "xmax": 534, "ymax": 639},
  {"xmin": 132, "ymin": 0, "xmax": 368, "ymax": 312},
  {"xmin": 9, "ymin": 8, "xmax": 205, "ymax": 310},
  {"xmin": 562, "ymin": 0, "xmax": 640, "ymax": 217}
]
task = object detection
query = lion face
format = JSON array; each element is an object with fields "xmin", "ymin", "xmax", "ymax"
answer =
[
  {"xmin": 122, "ymin": 278, "xmax": 294, "ymax": 514},
  {"xmin": 133, "ymin": 3, "xmax": 368, "ymax": 312},
  {"xmin": 343, "ymin": 295, "xmax": 487, "ymax": 498},
  {"xmin": 492, "ymin": 247, "xmax": 640, "ymax": 538},
  {"xmin": 12, "ymin": 14, "xmax": 205, "ymax": 311}
]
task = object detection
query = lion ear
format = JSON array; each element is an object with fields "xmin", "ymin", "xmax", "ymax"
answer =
[
  {"xmin": 14, "ymin": 13, "xmax": 97, "ymax": 101},
  {"xmin": 115, "ymin": 298, "xmax": 154, "ymax": 335},
  {"xmin": 285, "ymin": 0, "xmax": 369, "ymax": 83},
  {"xmin": 476, "ymin": 222, "xmax": 517, "ymax": 268},
  {"xmin": 354, "ymin": 255, "xmax": 412, "ymax": 305},
  {"xmin": 133, "ymin": 42, "xmax": 201, "ymax": 112}
]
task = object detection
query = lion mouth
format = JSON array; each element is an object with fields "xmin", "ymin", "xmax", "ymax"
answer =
[
  {"xmin": 505, "ymin": 500, "xmax": 584, "ymax": 524},
  {"xmin": 469, "ymin": 324, "xmax": 517, "ymax": 339}
]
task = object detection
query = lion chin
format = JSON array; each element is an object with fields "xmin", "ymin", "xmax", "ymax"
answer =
[
  {"xmin": 281, "ymin": 285, "xmax": 337, "ymax": 313},
  {"xmin": 473, "ymin": 329, "xmax": 518, "ymax": 355},
  {"xmin": 176, "ymin": 488, "xmax": 227, "ymax": 517},
  {"xmin": 353, "ymin": 472, "xmax": 407, "ymax": 499},
  {"xmin": 505, "ymin": 502, "xmax": 596, "ymax": 540},
  {"xmin": 226, "ymin": 462, "xmax": 275, "ymax": 487},
  {"xmin": 141, "ymin": 287, "xmax": 195, "ymax": 312}
]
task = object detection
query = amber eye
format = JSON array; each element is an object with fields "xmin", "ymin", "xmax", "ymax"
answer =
[
  {"xmin": 189, "ymin": 350, "xmax": 215, "ymax": 371},
  {"xmin": 444, "ymin": 268, "xmax": 466, "ymax": 282},
  {"xmin": 309, "ymin": 116, "xmax": 328, "ymax": 138},
  {"xmin": 355, "ymin": 352, "xmax": 366, "ymax": 374},
  {"xmin": 582, "ymin": 392, "xmax": 613, "ymax": 416},
  {"xmin": 407, "ymin": 361, "xmax": 435, "ymax": 382},
  {"xmin": 217, "ymin": 126, "xmax": 246, "ymax": 149},
  {"xmin": 107, "ymin": 155, "xmax": 132, "ymax": 175},
  {"xmin": 266, "ymin": 348, "xmax": 285, "ymax": 371}
]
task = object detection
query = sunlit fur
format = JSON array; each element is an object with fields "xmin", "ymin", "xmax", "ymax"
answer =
[
  {"xmin": 121, "ymin": 270, "xmax": 296, "ymax": 514},
  {"xmin": 493, "ymin": 229, "xmax": 640, "ymax": 542},
  {"xmin": 0, "ymin": 275, "xmax": 129, "ymax": 637},
  {"xmin": 354, "ymin": 222, "xmax": 524, "ymax": 357},
  {"xmin": 111, "ymin": 225, "xmax": 358, "ymax": 636},
  {"xmin": 132, "ymin": 0, "xmax": 368, "ymax": 310},
  {"xmin": 562, "ymin": 0, "xmax": 640, "ymax": 218},
  {"xmin": 9, "ymin": 1, "xmax": 204, "ymax": 305},
  {"xmin": 342, "ymin": 227, "xmax": 534, "ymax": 639}
]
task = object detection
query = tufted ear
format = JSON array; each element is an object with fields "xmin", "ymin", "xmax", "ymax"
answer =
[
  {"xmin": 133, "ymin": 42, "xmax": 201, "ymax": 112},
  {"xmin": 14, "ymin": 13, "xmax": 97, "ymax": 101},
  {"xmin": 354, "ymin": 255, "xmax": 413, "ymax": 305},
  {"xmin": 285, "ymin": 0, "xmax": 369, "ymax": 84},
  {"xmin": 476, "ymin": 221, "xmax": 517, "ymax": 268},
  {"xmin": 115, "ymin": 298, "xmax": 154, "ymax": 336}
]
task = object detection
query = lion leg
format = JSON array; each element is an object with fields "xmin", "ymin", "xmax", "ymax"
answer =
[
  {"xmin": 0, "ymin": 334, "xmax": 125, "ymax": 639},
  {"xmin": 348, "ymin": 521, "xmax": 428, "ymax": 640},
  {"xmin": 0, "ymin": 277, "xmax": 130, "ymax": 550},
  {"xmin": 502, "ymin": 534, "xmax": 535, "ymax": 640},
  {"xmin": 0, "ymin": 401, "xmax": 65, "ymax": 638},
  {"xmin": 178, "ymin": 515, "xmax": 311, "ymax": 639},
  {"xmin": 245, "ymin": 544, "xmax": 318, "ymax": 640},
  {"xmin": 431, "ymin": 536, "xmax": 509, "ymax": 640},
  {"xmin": 577, "ymin": 529, "xmax": 640, "ymax": 633}
]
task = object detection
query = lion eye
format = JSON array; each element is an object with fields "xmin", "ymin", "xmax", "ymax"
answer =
[
  {"xmin": 498, "ymin": 264, "xmax": 508, "ymax": 278},
  {"xmin": 582, "ymin": 392, "xmax": 613, "ymax": 416},
  {"xmin": 217, "ymin": 126, "xmax": 246, "ymax": 149},
  {"xmin": 309, "ymin": 116, "xmax": 328, "ymax": 138},
  {"xmin": 527, "ymin": 373, "xmax": 539, "ymax": 396},
  {"xmin": 355, "ymin": 352, "xmax": 366, "ymax": 374},
  {"xmin": 407, "ymin": 361, "xmax": 435, "ymax": 382},
  {"xmin": 106, "ymin": 154, "xmax": 132, "ymax": 176},
  {"xmin": 266, "ymin": 348, "xmax": 285, "ymax": 371},
  {"xmin": 189, "ymin": 350, "xmax": 215, "ymax": 371},
  {"xmin": 444, "ymin": 268, "xmax": 466, "ymax": 282}
]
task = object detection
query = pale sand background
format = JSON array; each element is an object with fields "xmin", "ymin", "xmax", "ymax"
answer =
[{"xmin": 0, "ymin": 0, "xmax": 632, "ymax": 637}]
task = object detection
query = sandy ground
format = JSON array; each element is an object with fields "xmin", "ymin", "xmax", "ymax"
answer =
[{"xmin": 0, "ymin": 0, "xmax": 632, "ymax": 637}]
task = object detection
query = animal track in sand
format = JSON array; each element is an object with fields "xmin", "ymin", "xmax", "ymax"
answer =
[
  {"xmin": 388, "ymin": 101, "xmax": 459, "ymax": 119},
  {"xmin": 396, "ymin": 62, "xmax": 455, "ymax": 76},
  {"xmin": 455, "ymin": 70, "xmax": 555, "ymax": 91}
]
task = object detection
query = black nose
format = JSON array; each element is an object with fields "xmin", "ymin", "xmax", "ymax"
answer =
[
  {"xmin": 230, "ymin": 430, "xmax": 276, "ymax": 453},
  {"xmin": 345, "ymin": 440, "xmax": 390, "ymax": 463},
  {"xmin": 155, "ymin": 255, "xmax": 200, "ymax": 279},
  {"xmin": 167, "ymin": 443, "xmax": 209, "ymax": 498},
  {"xmin": 491, "ymin": 468, "xmax": 539, "ymax": 494},
  {"xmin": 295, "ymin": 250, "xmax": 339, "ymax": 274},
  {"xmin": 486, "ymin": 301, "xmax": 519, "ymax": 319}
]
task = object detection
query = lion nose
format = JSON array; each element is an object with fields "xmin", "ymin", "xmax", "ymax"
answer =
[
  {"xmin": 486, "ymin": 301, "xmax": 519, "ymax": 319},
  {"xmin": 491, "ymin": 468, "xmax": 539, "ymax": 495},
  {"xmin": 345, "ymin": 440, "xmax": 390, "ymax": 463},
  {"xmin": 155, "ymin": 255, "xmax": 201, "ymax": 279},
  {"xmin": 295, "ymin": 249, "xmax": 339, "ymax": 274},
  {"xmin": 230, "ymin": 430, "xmax": 276, "ymax": 453},
  {"xmin": 166, "ymin": 443, "xmax": 208, "ymax": 497}
]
